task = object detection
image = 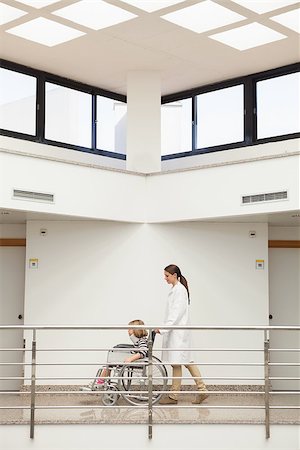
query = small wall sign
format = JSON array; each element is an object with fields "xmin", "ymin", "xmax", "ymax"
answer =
[
  {"xmin": 29, "ymin": 258, "xmax": 38, "ymax": 269},
  {"xmin": 256, "ymin": 259, "xmax": 264, "ymax": 270}
]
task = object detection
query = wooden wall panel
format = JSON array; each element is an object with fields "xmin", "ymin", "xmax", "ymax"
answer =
[
  {"xmin": 0, "ymin": 239, "xmax": 26, "ymax": 247},
  {"xmin": 269, "ymin": 240, "xmax": 300, "ymax": 248}
]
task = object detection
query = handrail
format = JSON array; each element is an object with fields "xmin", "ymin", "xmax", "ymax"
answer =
[
  {"xmin": 0, "ymin": 324, "xmax": 299, "ymax": 441},
  {"xmin": 0, "ymin": 325, "xmax": 299, "ymax": 330}
]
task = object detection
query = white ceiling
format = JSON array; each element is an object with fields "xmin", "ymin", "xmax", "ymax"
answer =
[
  {"xmin": 1, "ymin": 208, "xmax": 300, "ymax": 226},
  {"xmin": 0, "ymin": 0, "xmax": 299, "ymax": 95}
]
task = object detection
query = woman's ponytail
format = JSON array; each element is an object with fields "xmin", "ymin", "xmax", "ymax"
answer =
[
  {"xmin": 179, "ymin": 274, "xmax": 190, "ymax": 304},
  {"xmin": 164, "ymin": 264, "xmax": 190, "ymax": 304}
]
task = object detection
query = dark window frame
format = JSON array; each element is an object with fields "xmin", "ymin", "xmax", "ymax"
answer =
[
  {"xmin": 1, "ymin": 59, "xmax": 299, "ymax": 161},
  {"xmin": 161, "ymin": 63, "xmax": 300, "ymax": 160},
  {"xmin": 0, "ymin": 59, "xmax": 126, "ymax": 160},
  {"xmin": 253, "ymin": 67, "xmax": 300, "ymax": 142}
]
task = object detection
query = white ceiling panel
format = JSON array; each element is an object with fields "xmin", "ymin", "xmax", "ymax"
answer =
[{"xmin": 0, "ymin": 0, "xmax": 299, "ymax": 95}]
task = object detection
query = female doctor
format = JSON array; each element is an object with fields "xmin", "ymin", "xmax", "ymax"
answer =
[{"xmin": 156, "ymin": 264, "xmax": 208, "ymax": 405}]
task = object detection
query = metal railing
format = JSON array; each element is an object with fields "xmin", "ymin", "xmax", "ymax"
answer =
[{"xmin": 0, "ymin": 325, "xmax": 299, "ymax": 440}]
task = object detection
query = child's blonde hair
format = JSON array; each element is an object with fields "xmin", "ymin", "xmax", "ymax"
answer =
[{"xmin": 128, "ymin": 319, "xmax": 148, "ymax": 338}]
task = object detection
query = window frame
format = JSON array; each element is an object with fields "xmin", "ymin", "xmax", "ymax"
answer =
[
  {"xmin": 253, "ymin": 68, "xmax": 300, "ymax": 142},
  {"xmin": 1, "ymin": 59, "xmax": 299, "ymax": 161},
  {"xmin": 95, "ymin": 95, "xmax": 127, "ymax": 155},
  {"xmin": 0, "ymin": 59, "xmax": 126, "ymax": 160},
  {"xmin": 161, "ymin": 63, "xmax": 300, "ymax": 160},
  {"xmin": 0, "ymin": 62, "xmax": 38, "ymax": 139}
]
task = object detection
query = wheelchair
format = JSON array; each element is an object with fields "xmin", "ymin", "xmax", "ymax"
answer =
[{"xmin": 84, "ymin": 343, "xmax": 168, "ymax": 406}]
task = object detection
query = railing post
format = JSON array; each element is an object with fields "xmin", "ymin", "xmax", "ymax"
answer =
[
  {"xmin": 148, "ymin": 328, "xmax": 153, "ymax": 440},
  {"xmin": 264, "ymin": 330, "xmax": 270, "ymax": 439},
  {"xmin": 30, "ymin": 329, "xmax": 37, "ymax": 439}
]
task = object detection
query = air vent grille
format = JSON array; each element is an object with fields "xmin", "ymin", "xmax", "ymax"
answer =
[
  {"xmin": 13, "ymin": 189, "xmax": 54, "ymax": 203},
  {"xmin": 242, "ymin": 191, "xmax": 287, "ymax": 205}
]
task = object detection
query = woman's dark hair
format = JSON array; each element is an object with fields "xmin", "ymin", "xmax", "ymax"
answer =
[{"xmin": 164, "ymin": 264, "xmax": 190, "ymax": 303}]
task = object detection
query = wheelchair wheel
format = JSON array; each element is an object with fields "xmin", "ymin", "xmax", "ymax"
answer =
[
  {"xmin": 102, "ymin": 385, "xmax": 120, "ymax": 406},
  {"xmin": 119, "ymin": 356, "xmax": 167, "ymax": 406}
]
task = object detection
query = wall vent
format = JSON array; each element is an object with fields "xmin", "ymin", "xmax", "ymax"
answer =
[
  {"xmin": 242, "ymin": 191, "xmax": 288, "ymax": 205},
  {"xmin": 13, "ymin": 189, "xmax": 54, "ymax": 203}
]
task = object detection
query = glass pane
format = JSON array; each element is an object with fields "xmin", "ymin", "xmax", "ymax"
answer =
[
  {"xmin": 0, "ymin": 68, "xmax": 36, "ymax": 135},
  {"xmin": 257, "ymin": 72, "xmax": 300, "ymax": 139},
  {"xmin": 96, "ymin": 96, "xmax": 127, "ymax": 154},
  {"xmin": 196, "ymin": 85, "xmax": 244, "ymax": 148},
  {"xmin": 45, "ymin": 83, "xmax": 92, "ymax": 148},
  {"xmin": 161, "ymin": 98, "xmax": 192, "ymax": 156}
]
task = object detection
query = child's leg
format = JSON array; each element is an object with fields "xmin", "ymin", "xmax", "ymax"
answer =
[
  {"xmin": 100, "ymin": 368, "xmax": 109, "ymax": 378},
  {"xmin": 96, "ymin": 367, "xmax": 111, "ymax": 384}
]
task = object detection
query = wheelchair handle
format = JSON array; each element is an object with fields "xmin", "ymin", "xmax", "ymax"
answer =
[{"xmin": 151, "ymin": 330, "xmax": 157, "ymax": 343}]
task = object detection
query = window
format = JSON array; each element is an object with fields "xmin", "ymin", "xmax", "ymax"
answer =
[
  {"xmin": 45, "ymin": 82, "xmax": 92, "ymax": 148},
  {"xmin": 0, "ymin": 67, "xmax": 36, "ymax": 135},
  {"xmin": 96, "ymin": 96, "xmax": 127, "ymax": 154},
  {"xmin": 196, "ymin": 84, "xmax": 244, "ymax": 148},
  {"xmin": 1, "ymin": 60, "xmax": 298, "ymax": 160},
  {"xmin": 256, "ymin": 72, "xmax": 300, "ymax": 139},
  {"xmin": 161, "ymin": 98, "xmax": 192, "ymax": 156}
]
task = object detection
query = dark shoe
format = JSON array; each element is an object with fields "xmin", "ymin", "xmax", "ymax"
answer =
[
  {"xmin": 192, "ymin": 392, "xmax": 209, "ymax": 404},
  {"xmin": 159, "ymin": 395, "xmax": 178, "ymax": 405}
]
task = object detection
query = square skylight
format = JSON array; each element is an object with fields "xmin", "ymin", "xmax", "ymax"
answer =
[
  {"xmin": 270, "ymin": 8, "xmax": 300, "ymax": 33},
  {"xmin": 118, "ymin": 0, "xmax": 185, "ymax": 12},
  {"xmin": 209, "ymin": 22, "xmax": 287, "ymax": 50},
  {"xmin": 230, "ymin": 0, "xmax": 300, "ymax": 14},
  {"xmin": 0, "ymin": 2, "xmax": 27, "ymax": 25},
  {"xmin": 6, "ymin": 17, "xmax": 86, "ymax": 47},
  {"xmin": 161, "ymin": 0, "xmax": 246, "ymax": 34},
  {"xmin": 52, "ymin": 0, "xmax": 137, "ymax": 31},
  {"xmin": 14, "ymin": 0, "xmax": 61, "ymax": 8}
]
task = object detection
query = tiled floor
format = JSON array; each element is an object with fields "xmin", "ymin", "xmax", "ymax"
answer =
[{"xmin": 1, "ymin": 390, "xmax": 299, "ymax": 425}]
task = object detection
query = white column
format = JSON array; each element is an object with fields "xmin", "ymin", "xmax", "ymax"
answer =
[{"xmin": 126, "ymin": 71, "xmax": 161, "ymax": 173}]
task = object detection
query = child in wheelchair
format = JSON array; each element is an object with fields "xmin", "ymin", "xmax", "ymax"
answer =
[{"xmin": 82, "ymin": 319, "xmax": 148, "ymax": 391}]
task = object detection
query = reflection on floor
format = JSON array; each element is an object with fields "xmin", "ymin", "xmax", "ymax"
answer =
[{"xmin": 1, "ymin": 390, "xmax": 299, "ymax": 425}]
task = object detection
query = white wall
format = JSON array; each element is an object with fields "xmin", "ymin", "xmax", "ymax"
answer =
[
  {"xmin": 267, "ymin": 226, "xmax": 300, "ymax": 391},
  {"xmin": 0, "ymin": 224, "xmax": 26, "ymax": 238},
  {"xmin": 23, "ymin": 220, "xmax": 268, "ymax": 385},
  {"xmin": 147, "ymin": 154, "xmax": 300, "ymax": 222},
  {"xmin": 0, "ymin": 224, "xmax": 26, "ymax": 390},
  {"xmin": 0, "ymin": 135, "xmax": 127, "ymax": 171},
  {"xmin": 161, "ymin": 137, "xmax": 300, "ymax": 171},
  {"xmin": 269, "ymin": 226, "xmax": 300, "ymax": 240},
  {"xmin": 2, "ymin": 131, "xmax": 299, "ymax": 176},
  {"xmin": 1, "ymin": 140, "xmax": 299, "ymax": 224},
  {"xmin": 126, "ymin": 71, "xmax": 161, "ymax": 173},
  {"xmin": 1, "ymin": 424, "xmax": 299, "ymax": 450},
  {"xmin": 0, "ymin": 150, "xmax": 145, "ymax": 223}
]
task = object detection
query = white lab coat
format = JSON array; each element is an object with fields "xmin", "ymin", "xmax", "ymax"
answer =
[{"xmin": 161, "ymin": 281, "xmax": 192, "ymax": 364}]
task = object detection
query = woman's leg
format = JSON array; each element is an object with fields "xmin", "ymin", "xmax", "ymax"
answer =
[
  {"xmin": 159, "ymin": 364, "xmax": 182, "ymax": 403},
  {"xmin": 169, "ymin": 365, "xmax": 182, "ymax": 400},
  {"xmin": 185, "ymin": 364, "xmax": 208, "ymax": 404},
  {"xmin": 185, "ymin": 364, "xmax": 206, "ymax": 391}
]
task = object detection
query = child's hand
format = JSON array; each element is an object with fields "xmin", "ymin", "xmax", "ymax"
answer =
[{"xmin": 124, "ymin": 353, "xmax": 141, "ymax": 364}]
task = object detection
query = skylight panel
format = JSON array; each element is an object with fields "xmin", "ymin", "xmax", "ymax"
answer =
[
  {"xmin": 0, "ymin": 2, "xmax": 27, "ymax": 25},
  {"xmin": 270, "ymin": 8, "xmax": 300, "ymax": 33},
  {"xmin": 161, "ymin": 0, "xmax": 246, "ymax": 34},
  {"xmin": 6, "ymin": 17, "xmax": 86, "ymax": 47},
  {"xmin": 118, "ymin": 0, "xmax": 185, "ymax": 12},
  {"xmin": 209, "ymin": 22, "xmax": 287, "ymax": 50},
  {"xmin": 52, "ymin": 0, "xmax": 137, "ymax": 30},
  {"xmin": 14, "ymin": 0, "xmax": 61, "ymax": 8},
  {"xmin": 230, "ymin": 0, "xmax": 300, "ymax": 14}
]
